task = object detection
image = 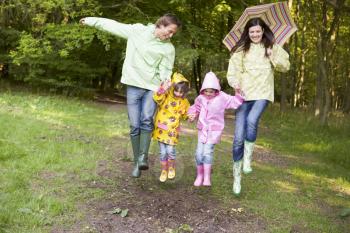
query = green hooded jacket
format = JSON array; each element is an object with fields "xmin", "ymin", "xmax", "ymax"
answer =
[{"xmin": 84, "ymin": 17, "xmax": 175, "ymax": 91}]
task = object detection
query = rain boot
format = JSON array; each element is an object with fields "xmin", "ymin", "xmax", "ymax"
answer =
[
  {"xmin": 193, "ymin": 165, "xmax": 204, "ymax": 186},
  {"xmin": 130, "ymin": 135, "xmax": 141, "ymax": 178},
  {"xmin": 243, "ymin": 140, "xmax": 254, "ymax": 174},
  {"xmin": 203, "ymin": 164, "xmax": 212, "ymax": 186},
  {"xmin": 233, "ymin": 160, "xmax": 242, "ymax": 196},
  {"xmin": 167, "ymin": 159, "xmax": 176, "ymax": 179},
  {"xmin": 159, "ymin": 160, "xmax": 168, "ymax": 182},
  {"xmin": 138, "ymin": 130, "xmax": 152, "ymax": 170}
]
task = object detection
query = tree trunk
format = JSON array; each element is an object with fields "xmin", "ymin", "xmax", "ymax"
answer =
[
  {"xmin": 309, "ymin": 0, "xmax": 343, "ymax": 125},
  {"xmin": 192, "ymin": 58, "xmax": 202, "ymax": 94},
  {"xmin": 290, "ymin": 2, "xmax": 299, "ymax": 108},
  {"xmin": 295, "ymin": 5, "xmax": 307, "ymax": 107},
  {"xmin": 280, "ymin": 73, "xmax": 287, "ymax": 112},
  {"xmin": 316, "ymin": 34, "xmax": 329, "ymax": 125},
  {"xmin": 343, "ymin": 69, "xmax": 350, "ymax": 113}
]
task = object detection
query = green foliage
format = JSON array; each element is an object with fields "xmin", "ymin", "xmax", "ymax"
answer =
[{"xmin": 8, "ymin": 23, "xmax": 124, "ymax": 94}]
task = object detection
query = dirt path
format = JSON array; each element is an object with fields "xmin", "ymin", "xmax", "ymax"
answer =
[
  {"xmin": 54, "ymin": 151, "xmax": 267, "ymax": 233},
  {"xmin": 71, "ymin": 155, "xmax": 267, "ymax": 233},
  {"xmin": 51, "ymin": 100, "xmax": 278, "ymax": 233}
]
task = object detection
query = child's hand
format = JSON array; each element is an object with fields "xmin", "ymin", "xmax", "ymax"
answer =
[
  {"xmin": 188, "ymin": 114, "xmax": 196, "ymax": 122},
  {"xmin": 161, "ymin": 79, "xmax": 172, "ymax": 91}
]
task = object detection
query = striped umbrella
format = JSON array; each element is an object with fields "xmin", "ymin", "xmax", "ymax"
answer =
[{"xmin": 223, "ymin": 1, "xmax": 297, "ymax": 51}]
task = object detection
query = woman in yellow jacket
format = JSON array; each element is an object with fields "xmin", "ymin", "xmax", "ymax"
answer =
[
  {"xmin": 153, "ymin": 73, "xmax": 190, "ymax": 182},
  {"xmin": 227, "ymin": 17, "xmax": 290, "ymax": 195}
]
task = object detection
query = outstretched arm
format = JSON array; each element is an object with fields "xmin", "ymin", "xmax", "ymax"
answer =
[
  {"xmin": 223, "ymin": 92, "xmax": 245, "ymax": 110},
  {"xmin": 80, "ymin": 17, "xmax": 144, "ymax": 39},
  {"xmin": 187, "ymin": 97, "xmax": 201, "ymax": 121}
]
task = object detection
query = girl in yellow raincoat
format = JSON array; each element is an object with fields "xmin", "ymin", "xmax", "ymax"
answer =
[{"xmin": 153, "ymin": 73, "xmax": 190, "ymax": 182}]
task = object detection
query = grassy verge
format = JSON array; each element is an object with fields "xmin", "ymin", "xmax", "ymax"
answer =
[
  {"xmin": 0, "ymin": 91, "xmax": 349, "ymax": 233},
  {"xmin": 206, "ymin": 105, "xmax": 350, "ymax": 233},
  {"xmin": 0, "ymin": 91, "xmax": 129, "ymax": 233}
]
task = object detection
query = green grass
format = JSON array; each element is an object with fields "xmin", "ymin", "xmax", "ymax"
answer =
[
  {"xmin": 206, "ymin": 105, "xmax": 350, "ymax": 233},
  {"xmin": 0, "ymin": 91, "xmax": 129, "ymax": 233},
  {"xmin": 0, "ymin": 91, "xmax": 349, "ymax": 233},
  {"xmin": 259, "ymin": 106, "xmax": 350, "ymax": 171}
]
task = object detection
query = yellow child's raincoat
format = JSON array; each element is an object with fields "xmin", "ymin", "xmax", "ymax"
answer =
[{"xmin": 152, "ymin": 73, "xmax": 190, "ymax": 145}]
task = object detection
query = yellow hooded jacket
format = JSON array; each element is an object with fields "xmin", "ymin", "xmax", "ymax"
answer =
[{"xmin": 152, "ymin": 73, "xmax": 190, "ymax": 145}]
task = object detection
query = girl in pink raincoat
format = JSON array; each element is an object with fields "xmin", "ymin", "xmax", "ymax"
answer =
[{"xmin": 188, "ymin": 72, "xmax": 244, "ymax": 186}]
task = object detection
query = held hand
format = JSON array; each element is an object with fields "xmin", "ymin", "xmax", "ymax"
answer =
[
  {"xmin": 234, "ymin": 87, "xmax": 245, "ymax": 100},
  {"xmin": 234, "ymin": 87, "xmax": 241, "ymax": 95},
  {"xmin": 188, "ymin": 114, "xmax": 196, "ymax": 122},
  {"xmin": 161, "ymin": 79, "xmax": 172, "ymax": 91}
]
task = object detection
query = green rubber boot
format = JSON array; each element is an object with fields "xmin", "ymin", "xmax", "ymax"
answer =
[
  {"xmin": 130, "ymin": 135, "xmax": 141, "ymax": 178},
  {"xmin": 138, "ymin": 130, "xmax": 152, "ymax": 170},
  {"xmin": 233, "ymin": 160, "xmax": 242, "ymax": 196},
  {"xmin": 243, "ymin": 140, "xmax": 254, "ymax": 174}
]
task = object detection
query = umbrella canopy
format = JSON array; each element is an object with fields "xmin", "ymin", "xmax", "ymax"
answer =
[{"xmin": 223, "ymin": 1, "xmax": 297, "ymax": 51}]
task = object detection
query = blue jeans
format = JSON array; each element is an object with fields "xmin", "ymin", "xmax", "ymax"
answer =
[
  {"xmin": 158, "ymin": 142, "xmax": 176, "ymax": 161},
  {"xmin": 195, "ymin": 142, "xmax": 215, "ymax": 165},
  {"xmin": 127, "ymin": 86, "xmax": 157, "ymax": 136},
  {"xmin": 232, "ymin": 100, "xmax": 269, "ymax": 161}
]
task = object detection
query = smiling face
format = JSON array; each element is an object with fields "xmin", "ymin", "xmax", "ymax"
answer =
[
  {"xmin": 248, "ymin": 25, "xmax": 264, "ymax": 44},
  {"xmin": 203, "ymin": 88, "xmax": 216, "ymax": 98},
  {"xmin": 173, "ymin": 90, "xmax": 184, "ymax": 98},
  {"xmin": 155, "ymin": 24, "xmax": 178, "ymax": 40}
]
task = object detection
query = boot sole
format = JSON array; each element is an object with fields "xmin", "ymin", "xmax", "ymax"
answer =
[
  {"xmin": 138, "ymin": 165, "xmax": 149, "ymax": 170},
  {"xmin": 131, "ymin": 172, "xmax": 141, "ymax": 178}
]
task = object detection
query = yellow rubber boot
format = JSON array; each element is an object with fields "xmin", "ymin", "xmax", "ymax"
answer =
[
  {"xmin": 159, "ymin": 161, "xmax": 168, "ymax": 182},
  {"xmin": 167, "ymin": 159, "xmax": 176, "ymax": 179}
]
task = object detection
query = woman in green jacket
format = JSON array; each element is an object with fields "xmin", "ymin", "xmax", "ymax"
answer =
[{"xmin": 80, "ymin": 14, "xmax": 181, "ymax": 178}]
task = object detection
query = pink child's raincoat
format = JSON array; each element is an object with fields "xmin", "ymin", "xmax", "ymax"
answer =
[{"xmin": 188, "ymin": 72, "xmax": 244, "ymax": 144}]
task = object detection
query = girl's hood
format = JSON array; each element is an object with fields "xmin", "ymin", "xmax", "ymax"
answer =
[
  {"xmin": 200, "ymin": 72, "xmax": 221, "ymax": 93},
  {"xmin": 172, "ymin": 72, "xmax": 189, "ymax": 84}
]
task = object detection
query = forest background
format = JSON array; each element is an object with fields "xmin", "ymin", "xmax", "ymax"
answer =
[
  {"xmin": 1, "ymin": 1, "xmax": 350, "ymax": 232},
  {"xmin": 1, "ymin": 0, "xmax": 350, "ymax": 125}
]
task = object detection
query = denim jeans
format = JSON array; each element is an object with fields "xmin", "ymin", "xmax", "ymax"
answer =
[
  {"xmin": 127, "ymin": 85, "xmax": 157, "ymax": 137},
  {"xmin": 232, "ymin": 100, "xmax": 269, "ymax": 161},
  {"xmin": 195, "ymin": 142, "xmax": 215, "ymax": 165},
  {"xmin": 158, "ymin": 142, "xmax": 176, "ymax": 161}
]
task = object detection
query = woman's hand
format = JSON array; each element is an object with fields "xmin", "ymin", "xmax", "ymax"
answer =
[
  {"xmin": 161, "ymin": 79, "xmax": 172, "ymax": 91},
  {"xmin": 79, "ymin": 18, "xmax": 86, "ymax": 25},
  {"xmin": 233, "ymin": 85, "xmax": 242, "ymax": 95}
]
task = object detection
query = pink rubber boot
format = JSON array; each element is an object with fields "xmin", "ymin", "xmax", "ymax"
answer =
[
  {"xmin": 203, "ymin": 164, "xmax": 212, "ymax": 186},
  {"xmin": 193, "ymin": 165, "xmax": 204, "ymax": 186}
]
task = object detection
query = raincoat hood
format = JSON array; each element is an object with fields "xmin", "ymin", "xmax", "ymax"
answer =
[
  {"xmin": 172, "ymin": 72, "xmax": 189, "ymax": 84},
  {"xmin": 170, "ymin": 72, "xmax": 189, "ymax": 98},
  {"xmin": 200, "ymin": 72, "xmax": 221, "ymax": 93}
]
